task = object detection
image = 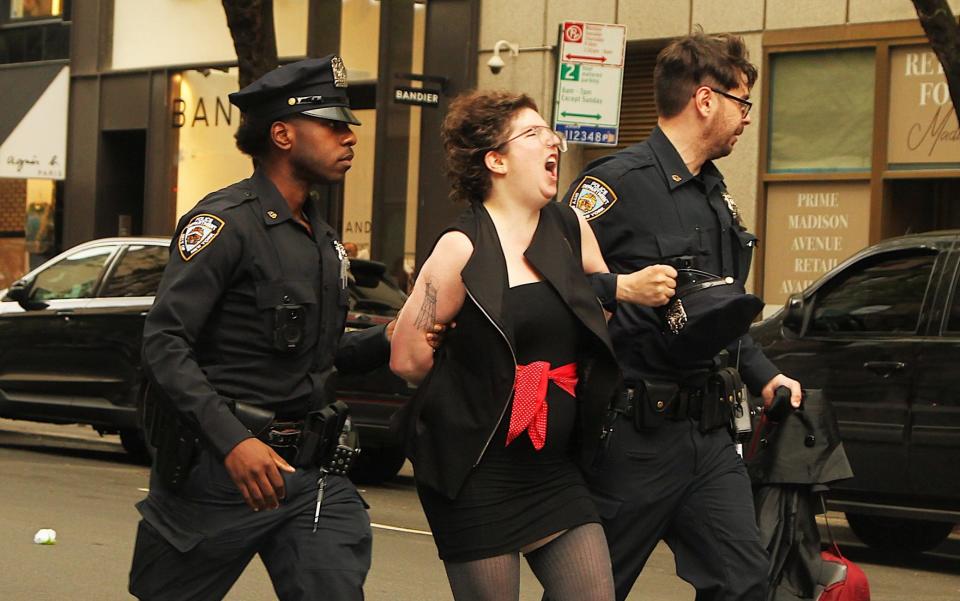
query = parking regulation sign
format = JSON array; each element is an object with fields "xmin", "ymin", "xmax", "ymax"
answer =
[{"xmin": 554, "ymin": 21, "xmax": 626, "ymax": 146}]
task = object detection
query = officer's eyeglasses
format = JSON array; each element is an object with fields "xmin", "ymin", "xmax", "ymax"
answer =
[
  {"xmin": 497, "ymin": 126, "xmax": 568, "ymax": 153},
  {"xmin": 709, "ymin": 87, "xmax": 752, "ymax": 118}
]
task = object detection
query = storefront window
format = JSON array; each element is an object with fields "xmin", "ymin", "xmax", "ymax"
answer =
[
  {"xmin": 339, "ymin": 0, "xmax": 425, "ymax": 290},
  {"xmin": 0, "ymin": 0, "xmax": 69, "ymax": 64},
  {"xmin": 768, "ymin": 48, "xmax": 875, "ymax": 173},
  {"xmin": 340, "ymin": 0, "xmax": 380, "ymax": 81},
  {"xmin": 342, "ymin": 108, "xmax": 377, "ymax": 259},
  {"xmin": 8, "ymin": 0, "xmax": 62, "ymax": 20},
  {"xmin": 173, "ymin": 68, "xmax": 250, "ymax": 219}
]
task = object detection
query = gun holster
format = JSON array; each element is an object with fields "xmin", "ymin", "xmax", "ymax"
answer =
[
  {"xmin": 294, "ymin": 400, "xmax": 356, "ymax": 473},
  {"xmin": 233, "ymin": 401, "xmax": 275, "ymax": 437},
  {"xmin": 142, "ymin": 381, "xmax": 199, "ymax": 492},
  {"xmin": 700, "ymin": 367, "xmax": 743, "ymax": 434}
]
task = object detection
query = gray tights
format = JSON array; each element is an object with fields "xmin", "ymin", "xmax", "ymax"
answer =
[{"xmin": 442, "ymin": 522, "xmax": 614, "ymax": 601}]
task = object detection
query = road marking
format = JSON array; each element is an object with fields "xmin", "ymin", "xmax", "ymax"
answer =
[{"xmin": 371, "ymin": 522, "xmax": 432, "ymax": 536}]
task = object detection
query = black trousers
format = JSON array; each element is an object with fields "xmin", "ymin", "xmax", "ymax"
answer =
[
  {"xmin": 129, "ymin": 448, "xmax": 371, "ymax": 601},
  {"xmin": 587, "ymin": 416, "xmax": 768, "ymax": 601}
]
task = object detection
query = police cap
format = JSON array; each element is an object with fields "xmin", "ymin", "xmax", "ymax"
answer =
[
  {"xmin": 228, "ymin": 55, "xmax": 361, "ymax": 125},
  {"xmin": 658, "ymin": 268, "xmax": 764, "ymax": 362}
]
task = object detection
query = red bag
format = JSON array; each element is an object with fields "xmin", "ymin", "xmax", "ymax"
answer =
[{"xmin": 817, "ymin": 545, "xmax": 870, "ymax": 601}]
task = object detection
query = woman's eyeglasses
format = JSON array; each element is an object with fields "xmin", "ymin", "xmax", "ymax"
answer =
[{"xmin": 497, "ymin": 126, "xmax": 568, "ymax": 153}]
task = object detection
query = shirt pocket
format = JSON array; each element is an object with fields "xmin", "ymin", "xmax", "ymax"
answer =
[
  {"xmin": 655, "ymin": 233, "xmax": 701, "ymax": 261},
  {"xmin": 255, "ymin": 279, "xmax": 319, "ymax": 308}
]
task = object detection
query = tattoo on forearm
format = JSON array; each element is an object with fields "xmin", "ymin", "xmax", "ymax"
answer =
[{"xmin": 414, "ymin": 281, "xmax": 438, "ymax": 331}]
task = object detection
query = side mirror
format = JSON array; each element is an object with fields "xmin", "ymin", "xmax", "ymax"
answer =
[
  {"xmin": 4, "ymin": 280, "xmax": 30, "ymax": 302},
  {"xmin": 781, "ymin": 293, "xmax": 806, "ymax": 335},
  {"xmin": 4, "ymin": 279, "xmax": 47, "ymax": 311}
]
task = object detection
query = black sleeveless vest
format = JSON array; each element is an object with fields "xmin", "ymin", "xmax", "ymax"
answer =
[{"xmin": 398, "ymin": 201, "xmax": 620, "ymax": 500}]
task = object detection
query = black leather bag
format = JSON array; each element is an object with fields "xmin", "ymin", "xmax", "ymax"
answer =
[{"xmin": 746, "ymin": 389, "xmax": 853, "ymax": 485}]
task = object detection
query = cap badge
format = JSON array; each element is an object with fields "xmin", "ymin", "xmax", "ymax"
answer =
[
  {"xmin": 671, "ymin": 174, "xmax": 682, "ymax": 182},
  {"xmin": 289, "ymin": 95, "xmax": 323, "ymax": 106},
  {"xmin": 666, "ymin": 299, "xmax": 688, "ymax": 334},
  {"xmin": 267, "ymin": 211, "xmax": 278, "ymax": 219},
  {"xmin": 331, "ymin": 56, "xmax": 348, "ymax": 88}
]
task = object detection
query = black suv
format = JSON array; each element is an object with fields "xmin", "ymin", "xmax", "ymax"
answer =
[
  {"xmin": 750, "ymin": 230, "xmax": 960, "ymax": 553},
  {"xmin": 0, "ymin": 237, "xmax": 412, "ymax": 482}
]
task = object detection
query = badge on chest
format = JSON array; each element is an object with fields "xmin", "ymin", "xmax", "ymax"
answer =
[{"xmin": 332, "ymin": 240, "xmax": 350, "ymax": 290}]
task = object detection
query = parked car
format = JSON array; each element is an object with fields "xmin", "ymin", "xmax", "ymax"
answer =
[
  {"xmin": 0, "ymin": 237, "xmax": 412, "ymax": 483},
  {"xmin": 750, "ymin": 230, "xmax": 960, "ymax": 553}
]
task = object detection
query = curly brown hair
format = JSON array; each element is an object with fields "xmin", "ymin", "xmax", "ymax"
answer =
[
  {"xmin": 654, "ymin": 31, "xmax": 758, "ymax": 118},
  {"xmin": 441, "ymin": 90, "xmax": 538, "ymax": 205}
]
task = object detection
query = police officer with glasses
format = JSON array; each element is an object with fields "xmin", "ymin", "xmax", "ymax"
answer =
[{"xmin": 562, "ymin": 32, "xmax": 802, "ymax": 601}]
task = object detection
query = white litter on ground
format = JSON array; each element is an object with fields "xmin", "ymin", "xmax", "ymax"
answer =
[{"xmin": 33, "ymin": 528, "xmax": 57, "ymax": 545}]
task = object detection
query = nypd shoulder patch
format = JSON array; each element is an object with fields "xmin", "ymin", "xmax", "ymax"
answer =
[
  {"xmin": 569, "ymin": 176, "xmax": 617, "ymax": 221},
  {"xmin": 178, "ymin": 213, "xmax": 225, "ymax": 261}
]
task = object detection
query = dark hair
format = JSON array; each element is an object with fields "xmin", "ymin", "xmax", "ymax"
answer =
[
  {"xmin": 441, "ymin": 90, "xmax": 538, "ymax": 205},
  {"xmin": 654, "ymin": 31, "xmax": 758, "ymax": 118},
  {"xmin": 234, "ymin": 114, "xmax": 273, "ymax": 158}
]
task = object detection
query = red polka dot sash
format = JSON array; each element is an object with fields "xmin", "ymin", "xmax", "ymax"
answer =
[{"xmin": 506, "ymin": 361, "xmax": 578, "ymax": 450}]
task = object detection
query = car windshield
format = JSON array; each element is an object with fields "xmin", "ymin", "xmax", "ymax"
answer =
[{"xmin": 349, "ymin": 260, "xmax": 407, "ymax": 316}]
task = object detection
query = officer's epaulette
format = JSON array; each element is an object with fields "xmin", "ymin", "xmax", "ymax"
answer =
[
  {"xmin": 581, "ymin": 142, "xmax": 656, "ymax": 187},
  {"xmin": 192, "ymin": 178, "xmax": 259, "ymax": 213}
]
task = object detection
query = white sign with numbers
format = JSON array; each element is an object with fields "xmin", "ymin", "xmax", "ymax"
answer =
[{"xmin": 553, "ymin": 21, "xmax": 626, "ymax": 146}]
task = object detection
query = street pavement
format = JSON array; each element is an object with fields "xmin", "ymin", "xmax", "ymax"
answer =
[{"xmin": 1, "ymin": 418, "xmax": 958, "ymax": 601}]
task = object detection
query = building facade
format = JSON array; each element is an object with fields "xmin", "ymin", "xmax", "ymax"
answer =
[
  {"xmin": 2, "ymin": 0, "xmax": 959, "ymax": 309},
  {"xmin": 479, "ymin": 0, "xmax": 960, "ymax": 310}
]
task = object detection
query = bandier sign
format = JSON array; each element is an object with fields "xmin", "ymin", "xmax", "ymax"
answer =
[{"xmin": 553, "ymin": 21, "xmax": 626, "ymax": 146}]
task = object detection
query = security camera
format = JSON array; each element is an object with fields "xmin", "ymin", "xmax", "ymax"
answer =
[{"xmin": 488, "ymin": 40, "xmax": 519, "ymax": 75}]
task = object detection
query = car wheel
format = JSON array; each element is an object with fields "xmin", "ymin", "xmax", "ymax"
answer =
[
  {"xmin": 845, "ymin": 512, "xmax": 955, "ymax": 553},
  {"xmin": 119, "ymin": 428, "xmax": 153, "ymax": 465},
  {"xmin": 350, "ymin": 444, "xmax": 407, "ymax": 484}
]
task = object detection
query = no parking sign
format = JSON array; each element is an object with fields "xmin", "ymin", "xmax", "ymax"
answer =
[{"xmin": 553, "ymin": 21, "xmax": 626, "ymax": 146}]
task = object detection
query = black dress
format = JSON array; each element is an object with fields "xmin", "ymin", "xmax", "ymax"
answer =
[{"xmin": 417, "ymin": 280, "xmax": 600, "ymax": 562}]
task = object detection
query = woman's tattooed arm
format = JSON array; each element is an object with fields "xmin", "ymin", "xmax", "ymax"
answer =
[{"xmin": 413, "ymin": 280, "xmax": 438, "ymax": 331}]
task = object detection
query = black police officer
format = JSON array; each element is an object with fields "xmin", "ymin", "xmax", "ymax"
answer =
[
  {"xmin": 563, "ymin": 33, "xmax": 802, "ymax": 601},
  {"xmin": 129, "ymin": 56, "xmax": 389, "ymax": 601}
]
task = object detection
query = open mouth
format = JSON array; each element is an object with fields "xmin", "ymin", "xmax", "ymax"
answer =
[{"xmin": 545, "ymin": 155, "xmax": 558, "ymax": 179}]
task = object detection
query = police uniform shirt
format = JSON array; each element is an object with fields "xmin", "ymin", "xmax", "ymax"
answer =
[
  {"xmin": 142, "ymin": 168, "xmax": 389, "ymax": 457},
  {"xmin": 565, "ymin": 126, "xmax": 778, "ymax": 393}
]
